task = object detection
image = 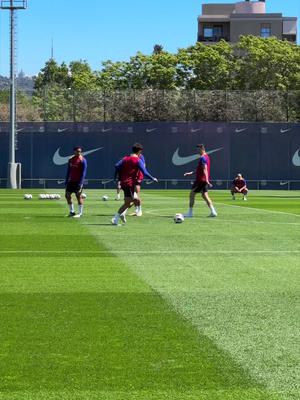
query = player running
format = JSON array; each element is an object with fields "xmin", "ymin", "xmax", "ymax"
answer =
[
  {"xmin": 231, "ymin": 173, "xmax": 248, "ymax": 201},
  {"xmin": 112, "ymin": 143, "xmax": 158, "ymax": 225},
  {"xmin": 65, "ymin": 146, "xmax": 87, "ymax": 218},
  {"xmin": 130, "ymin": 153, "xmax": 145, "ymax": 217},
  {"xmin": 183, "ymin": 144, "xmax": 217, "ymax": 218}
]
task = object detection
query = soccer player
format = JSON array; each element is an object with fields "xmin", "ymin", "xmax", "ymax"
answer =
[
  {"xmin": 112, "ymin": 143, "xmax": 158, "ymax": 225},
  {"xmin": 183, "ymin": 144, "xmax": 217, "ymax": 218},
  {"xmin": 65, "ymin": 146, "xmax": 87, "ymax": 218},
  {"xmin": 231, "ymin": 173, "xmax": 248, "ymax": 201},
  {"xmin": 130, "ymin": 153, "xmax": 145, "ymax": 217}
]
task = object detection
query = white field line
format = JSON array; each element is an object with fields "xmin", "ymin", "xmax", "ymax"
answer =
[
  {"xmin": 1, "ymin": 250, "xmax": 300, "ymax": 254},
  {"xmin": 145, "ymin": 209, "xmax": 300, "ymax": 225},
  {"xmin": 215, "ymin": 201, "xmax": 300, "ymax": 218}
]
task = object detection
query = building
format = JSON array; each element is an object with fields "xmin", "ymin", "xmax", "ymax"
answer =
[{"xmin": 197, "ymin": 0, "xmax": 297, "ymax": 44}]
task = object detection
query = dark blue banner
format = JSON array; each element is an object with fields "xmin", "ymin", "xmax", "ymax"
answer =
[{"xmin": 0, "ymin": 122, "xmax": 299, "ymax": 183}]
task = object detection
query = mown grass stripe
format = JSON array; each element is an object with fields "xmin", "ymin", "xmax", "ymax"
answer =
[{"xmin": 0, "ymin": 189, "xmax": 281, "ymax": 399}]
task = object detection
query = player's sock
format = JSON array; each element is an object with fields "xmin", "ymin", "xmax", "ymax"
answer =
[
  {"xmin": 120, "ymin": 212, "xmax": 127, "ymax": 223},
  {"xmin": 69, "ymin": 203, "xmax": 75, "ymax": 213},
  {"xmin": 209, "ymin": 205, "xmax": 217, "ymax": 217},
  {"xmin": 184, "ymin": 207, "xmax": 193, "ymax": 217},
  {"xmin": 116, "ymin": 193, "xmax": 120, "ymax": 200},
  {"xmin": 136, "ymin": 206, "xmax": 142, "ymax": 217},
  {"xmin": 78, "ymin": 205, "xmax": 83, "ymax": 216},
  {"xmin": 111, "ymin": 213, "xmax": 120, "ymax": 225}
]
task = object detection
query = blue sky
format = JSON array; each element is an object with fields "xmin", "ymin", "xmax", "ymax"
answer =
[{"xmin": 0, "ymin": 0, "xmax": 299, "ymax": 76}]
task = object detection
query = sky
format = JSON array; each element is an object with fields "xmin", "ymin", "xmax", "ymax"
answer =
[{"xmin": 0, "ymin": 0, "xmax": 299, "ymax": 77}]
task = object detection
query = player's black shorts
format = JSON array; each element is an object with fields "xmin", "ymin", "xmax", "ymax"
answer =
[
  {"xmin": 192, "ymin": 181, "xmax": 208, "ymax": 194},
  {"xmin": 66, "ymin": 182, "xmax": 82, "ymax": 194},
  {"xmin": 122, "ymin": 186, "xmax": 135, "ymax": 198}
]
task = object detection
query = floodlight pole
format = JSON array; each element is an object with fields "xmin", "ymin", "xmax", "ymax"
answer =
[{"xmin": 1, "ymin": 0, "xmax": 27, "ymax": 188}]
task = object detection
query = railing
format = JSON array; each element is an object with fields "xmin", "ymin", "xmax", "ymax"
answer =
[
  {"xmin": 198, "ymin": 35, "xmax": 230, "ymax": 42},
  {"xmin": 0, "ymin": 89, "xmax": 299, "ymax": 123},
  {"xmin": 1, "ymin": 178, "xmax": 300, "ymax": 191}
]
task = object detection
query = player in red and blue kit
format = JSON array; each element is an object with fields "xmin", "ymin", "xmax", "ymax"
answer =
[
  {"xmin": 183, "ymin": 144, "xmax": 217, "ymax": 217},
  {"xmin": 130, "ymin": 153, "xmax": 145, "ymax": 217},
  {"xmin": 231, "ymin": 173, "xmax": 248, "ymax": 201},
  {"xmin": 65, "ymin": 146, "xmax": 87, "ymax": 218},
  {"xmin": 112, "ymin": 143, "xmax": 158, "ymax": 225}
]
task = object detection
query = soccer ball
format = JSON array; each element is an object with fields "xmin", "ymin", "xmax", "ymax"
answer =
[
  {"xmin": 102, "ymin": 195, "xmax": 109, "ymax": 201},
  {"xmin": 49, "ymin": 194, "xmax": 55, "ymax": 200},
  {"xmin": 56, "ymin": 194, "xmax": 61, "ymax": 200},
  {"xmin": 24, "ymin": 194, "xmax": 32, "ymax": 200},
  {"xmin": 174, "ymin": 213, "xmax": 184, "ymax": 224},
  {"xmin": 81, "ymin": 193, "xmax": 87, "ymax": 199},
  {"xmin": 39, "ymin": 194, "xmax": 45, "ymax": 200}
]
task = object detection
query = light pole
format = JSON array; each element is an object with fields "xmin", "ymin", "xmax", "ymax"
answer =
[{"xmin": 0, "ymin": 0, "xmax": 27, "ymax": 188}]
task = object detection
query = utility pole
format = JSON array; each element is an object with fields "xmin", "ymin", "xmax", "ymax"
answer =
[{"xmin": 0, "ymin": 0, "xmax": 27, "ymax": 188}]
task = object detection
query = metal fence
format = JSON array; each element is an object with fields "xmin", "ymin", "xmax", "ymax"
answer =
[{"xmin": 0, "ymin": 89, "xmax": 299, "ymax": 123}]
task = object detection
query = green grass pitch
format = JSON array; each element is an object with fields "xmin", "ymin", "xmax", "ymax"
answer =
[{"xmin": 0, "ymin": 189, "xmax": 299, "ymax": 400}]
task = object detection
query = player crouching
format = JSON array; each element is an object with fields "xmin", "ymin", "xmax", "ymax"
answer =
[
  {"xmin": 112, "ymin": 143, "xmax": 158, "ymax": 225},
  {"xmin": 231, "ymin": 173, "xmax": 248, "ymax": 201},
  {"xmin": 65, "ymin": 146, "xmax": 87, "ymax": 218}
]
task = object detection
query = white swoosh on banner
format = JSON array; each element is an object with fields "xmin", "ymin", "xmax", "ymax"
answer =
[
  {"xmin": 235, "ymin": 128, "xmax": 248, "ymax": 133},
  {"xmin": 172, "ymin": 147, "xmax": 223, "ymax": 166},
  {"xmin": 280, "ymin": 128, "xmax": 292, "ymax": 134},
  {"xmin": 53, "ymin": 147, "xmax": 104, "ymax": 166},
  {"xmin": 292, "ymin": 148, "xmax": 300, "ymax": 167},
  {"xmin": 146, "ymin": 128, "xmax": 157, "ymax": 133}
]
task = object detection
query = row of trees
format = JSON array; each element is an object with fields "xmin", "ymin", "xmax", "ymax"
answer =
[{"xmin": 0, "ymin": 36, "xmax": 299, "ymax": 122}]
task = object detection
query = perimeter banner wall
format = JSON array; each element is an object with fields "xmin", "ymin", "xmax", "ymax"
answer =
[{"xmin": 0, "ymin": 122, "xmax": 299, "ymax": 183}]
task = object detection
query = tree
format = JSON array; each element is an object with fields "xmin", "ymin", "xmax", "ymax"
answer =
[
  {"xmin": 234, "ymin": 36, "xmax": 300, "ymax": 90},
  {"xmin": 177, "ymin": 40, "xmax": 235, "ymax": 90}
]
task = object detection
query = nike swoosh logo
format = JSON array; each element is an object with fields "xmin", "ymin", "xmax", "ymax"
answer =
[
  {"xmin": 145, "ymin": 180, "xmax": 154, "ymax": 185},
  {"xmin": 279, "ymin": 181, "xmax": 289, "ymax": 186},
  {"xmin": 57, "ymin": 180, "xmax": 65, "ymax": 184},
  {"xmin": 58, "ymin": 128, "xmax": 69, "ymax": 133},
  {"xmin": 172, "ymin": 147, "xmax": 223, "ymax": 166},
  {"xmin": 191, "ymin": 128, "xmax": 202, "ymax": 133},
  {"xmin": 235, "ymin": 128, "xmax": 248, "ymax": 133},
  {"xmin": 292, "ymin": 148, "xmax": 300, "ymax": 167},
  {"xmin": 280, "ymin": 128, "xmax": 292, "ymax": 134},
  {"xmin": 146, "ymin": 128, "xmax": 157, "ymax": 133},
  {"xmin": 16, "ymin": 128, "xmax": 25, "ymax": 133},
  {"xmin": 102, "ymin": 128, "xmax": 112, "ymax": 133},
  {"xmin": 53, "ymin": 147, "xmax": 103, "ymax": 166}
]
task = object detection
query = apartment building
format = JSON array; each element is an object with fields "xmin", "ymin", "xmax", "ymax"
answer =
[{"xmin": 197, "ymin": 0, "xmax": 297, "ymax": 43}]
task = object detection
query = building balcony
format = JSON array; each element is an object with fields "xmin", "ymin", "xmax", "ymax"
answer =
[{"xmin": 198, "ymin": 35, "xmax": 230, "ymax": 42}]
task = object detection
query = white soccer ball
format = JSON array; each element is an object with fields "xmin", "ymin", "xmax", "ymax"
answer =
[
  {"xmin": 102, "ymin": 195, "xmax": 109, "ymax": 201},
  {"xmin": 24, "ymin": 194, "xmax": 32, "ymax": 200},
  {"xmin": 49, "ymin": 194, "xmax": 55, "ymax": 200},
  {"xmin": 56, "ymin": 194, "xmax": 61, "ymax": 200},
  {"xmin": 45, "ymin": 194, "xmax": 50, "ymax": 199},
  {"xmin": 174, "ymin": 213, "xmax": 184, "ymax": 224},
  {"xmin": 81, "ymin": 193, "xmax": 87, "ymax": 199},
  {"xmin": 39, "ymin": 194, "xmax": 45, "ymax": 199}
]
